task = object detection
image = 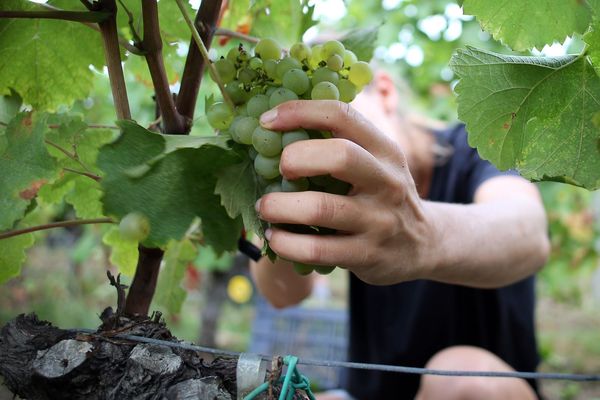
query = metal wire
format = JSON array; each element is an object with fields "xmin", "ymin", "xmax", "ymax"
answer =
[{"xmin": 70, "ymin": 329, "xmax": 600, "ymax": 382}]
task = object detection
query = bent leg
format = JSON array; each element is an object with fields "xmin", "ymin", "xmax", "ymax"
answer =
[{"xmin": 415, "ymin": 346, "xmax": 537, "ymax": 400}]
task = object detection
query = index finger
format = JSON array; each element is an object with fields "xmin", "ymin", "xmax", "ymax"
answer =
[{"xmin": 259, "ymin": 100, "xmax": 401, "ymax": 160}]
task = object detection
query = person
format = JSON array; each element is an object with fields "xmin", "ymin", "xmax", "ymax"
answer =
[{"xmin": 250, "ymin": 70, "xmax": 550, "ymax": 400}]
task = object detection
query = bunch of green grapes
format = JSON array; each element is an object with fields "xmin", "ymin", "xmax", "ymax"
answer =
[{"xmin": 206, "ymin": 38, "xmax": 373, "ymax": 275}]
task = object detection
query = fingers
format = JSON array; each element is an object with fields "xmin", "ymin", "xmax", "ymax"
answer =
[
  {"xmin": 280, "ymin": 138, "xmax": 387, "ymax": 193},
  {"xmin": 267, "ymin": 227, "xmax": 369, "ymax": 268},
  {"xmin": 260, "ymin": 100, "xmax": 404, "ymax": 162},
  {"xmin": 257, "ymin": 191, "xmax": 369, "ymax": 233}
]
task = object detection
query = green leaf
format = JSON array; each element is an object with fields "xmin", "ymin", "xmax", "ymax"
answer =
[
  {"xmin": 193, "ymin": 245, "xmax": 234, "ymax": 272},
  {"xmin": 215, "ymin": 155, "xmax": 263, "ymax": 235},
  {"xmin": 0, "ymin": 90, "xmax": 22, "ymax": 124},
  {"xmin": 463, "ymin": 0, "xmax": 592, "ymax": 51},
  {"xmin": 154, "ymin": 239, "xmax": 198, "ymax": 314},
  {"xmin": 341, "ymin": 26, "xmax": 380, "ymax": 62},
  {"xmin": 586, "ymin": 18, "xmax": 600, "ymax": 79},
  {"xmin": 102, "ymin": 226, "xmax": 138, "ymax": 276},
  {"xmin": 0, "ymin": 233, "xmax": 35, "ymax": 284},
  {"xmin": 0, "ymin": 113, "xmax": 59, "ymax": 229},
  {"xmin": 450, "ymin": 47, "xmax": 600, "ymax": 190},
  {"xmin": 0, "ymin": 0, "xmax": 104, "ymax": 111},
  {"xmin": 98, "ymin": 121, "xmax": 242, "ymax": 252}
]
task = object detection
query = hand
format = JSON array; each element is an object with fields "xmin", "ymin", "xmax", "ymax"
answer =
[{"xmin": 255, "ymin": 100, "xmax": 438, "ymax": 285}]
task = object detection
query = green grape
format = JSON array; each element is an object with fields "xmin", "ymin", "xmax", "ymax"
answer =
[
  {"xmin": 264, "ymin": 59, "xmax": 278, "ymax": 79},
  {"xmin": 227, "ymin": 47, "xmax": 239, "ymax": 63},
  {"xmin": 276, "ymin": 57, "xmax": 302, "ymax": 80},
  {"xmin": 327, "ymin": 54, "xmax": 344, "ymax": 72},
  {"xmin": 233, "ymin": 116, "xmax": 259, "ymax": 145},
  {"xmin": 229, "ymin": 116, "xmax": 244, "ymax": 143},
  {"xmin": 119, "ymin": 212, "xmax": 150, "ymax": 242},
  {"xmin": 321, "ymin": 40, "xmax": 345, "ymax": 59},
  {"xmin": 348, "ymin": 61, "xmax": 373, "ymax": 87},
  {"xmin": 254, "ymin": 153, "xmax": 281, "ymax": 179},
  {"xmin": 282, "ymin": 69, "xmax": 309, "ymax": 95},
  {"xmin": 311, "ymin": 81, "xmax": 340, "ymax": 100},
  {"xmin": 264, "ymin": 180, "xmax": 283, "ymax": 194},
  {"xmin": 247, "ymin": 94, "xmax": 270, "ymax": 118},
  {"xmin": 343, "ymin": 50, "xmax": 358, "ymax": 67},
  {"xmin": 309, "ymin": 44, "xmax": 324, "ymax": 69},
  {"xmin": 225, "ymin": 81, "xmax": 246, "ymax": 105},
  {"xmin": 253, "ymin": 126, "xmax": 283, "ymax": 156},
  {"xmin": 255, "ymin": 38, "xmax": 282, "ymax": 60},
  {"xmin": 207, "ymin": 102, "xmax": 234, "ymax": 130},
  {"xmin": 293, "ymin": 262, "xmax": 314, "ymax": 276},
  {"xmin": 249, "ymin": 57, "xmax": 263, "ymax": 70},
  {"xmin": 337, "ymin": 79, "xmax": 357, "ymax": 103},
  {"xmin": 265, "ymin": 86, "xmax": 278, "ymax": 96},
  {"xmin": 214, "ymin": 58, "xmax": 236, "ymax": 83},
  {"xmin": 238, "ymin": 67, "xmax": 258, "ymax": 85},
  {"xmin": 290, "ymin": 42, "xmax": 311, "ymax": 61},
  {"xmin": 311, "ymin": 67, "xmax": 339, "ymax": 86},
  {"xmin": 314, "ymin": 265, "xmax": 336, "ymax": 275},
  {"xmin": 281, "ymin": 177, "xmax": 309, "ymax": 192},
  {"xmin": 248, "ymin": 147, "xmax": 258, "ymax": 160},
  {"xmin": 244, "ymin": 85, "xmax": 263, "ymax": 102},
  {"xmin": 282, "ymin": 129, "xmax": 310, "ymax": 147},
  {"xmin": 269, "ymin": 87, "xmax": 298, "ymax": 108}
]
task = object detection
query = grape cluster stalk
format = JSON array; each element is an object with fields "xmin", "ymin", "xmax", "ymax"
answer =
[{"xmin": 207, "ymin": 38, "xmax": 374, "ymax": 275}]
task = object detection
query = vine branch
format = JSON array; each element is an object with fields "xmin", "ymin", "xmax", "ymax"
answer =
[
  {"xmin": 176, "ymin": 0, "xmax": 233, "ymax": 110},
  {"xmin": 63, "ymin": 168, "xmax": 102, "ymax": 182},
  {"xmin": 0, "ymin": 11, "xmax": 110, "ymax": 23},
  {"xmin": 176, "ymin": 0, "xmax": 224, "ymax": 121},
  {"xmin": 0, "ymin": 218, "xmax": 113, "ymax": 240},
  {"xmin": 98, "ymin": 0, "xmax": 131, "ymax": 120},
  {"xmin": 215, "ymin": 28, "xmax": 260, "ymax": 44},
  {"xmin": 141, "ymin": 0, "xmax": 186, "ymax": 134}
]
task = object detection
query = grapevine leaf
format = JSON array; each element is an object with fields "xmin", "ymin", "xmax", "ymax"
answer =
[
  {"xmin": 154, "ymin": 239, "xmax": 198, "ymax": 314},
  {"xmin": 102, "ymin": 226, "xmax": 137, "ymax": 276},
  {"xmin": 586, "ymin": 17, "xmax": 600, "ymax": 79},
  {"xmin": 0, "ymin": 113, "xmax": 59, "ymax": 229},
  {"xmin": 98, "ymin": 121, "xmax": 242, "ymax": 252},
  {"xmin": 0, "ymin": 0, "xmax": 104, "ymax": 111},
  {"xmin": 450, "ymin": 47, "xmax": 600, "ymax": 190},
  {"xmin": 215, "ymin": 155, "xmax": 263, "ymax": 235},
  {"xmin": 462, "ymin": 0, "xmax": 592, "ymax": 51},
  {"xmin": 0, "ymin": 90, "xmax": 22, "ymax": 124},
  {"xmin": 341, "ymin": 26, "xmax": 380, "ymax": 62},
  {"xmin": 0, "ymin": 233, "xmax": 35, "ymax": 284}
]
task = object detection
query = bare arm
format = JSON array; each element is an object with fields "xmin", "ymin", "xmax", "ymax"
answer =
[
  {"xmin": 250, "ymin": 240, "xmax": 314, "ymax": 308},
  {"xmin": 423, "ymin": 176, "xmax": 549, "ymax": 288}
]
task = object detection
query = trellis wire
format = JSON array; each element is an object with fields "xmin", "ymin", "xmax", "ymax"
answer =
[{"xmin": 71, "ymin": 329, "xmax": 600, "ymax": 382}]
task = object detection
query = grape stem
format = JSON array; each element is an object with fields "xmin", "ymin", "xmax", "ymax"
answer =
[
  {"xmin": 63, "ymin": 167, "xmax": 102, "ymax": 182},
  {"xmin": 175, "ymin": 0, "xmax": 235, "ymax": 110},
  {"xmin": 215, "ymin": 28, "xmax": 260, "ymax": 44},
  {"xmin": 44, "ymin": 139, "xmax": 92, "ymax": 172},
  {"xmin": 0, "ymin": 218, "xmax": 114, "ymax": 240}
]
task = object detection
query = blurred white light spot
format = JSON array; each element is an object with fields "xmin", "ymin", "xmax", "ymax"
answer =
[
  {"xmin": 303, "ymin": 26, "xmax": 320, "ymax": 43},
  {"xmin": 313, "ymin": 0, "xmax": 347, "ymax": 22},
  {"xmin": 540, "ymin": 39, "xmax": 571, "ymax": 57},
  {"xmin": 374, "ymin": 45, "xmax": 388, "ymax": 59},
  {"xmin": 404, "ymin": 4, "xmax": 418, "ymax": 17},
  {"xmin": 383, "ymin": 0, "xmax": 404, "ymax": 10},
  {"xmin": 444, "ymin": 3, "xmax": 463, "ymax": 19},
  {"xmin": 478, "ymin": 30, "xmax": 491, "ymax": 41},
  {"xmin": 440, "ymin": 67, "xmax": 454, "ymax": 81},
  {"xmin": 444, "ymin": 19, "xmax": 462, "ymax": 42},
  {"xmin": 398, "ymin": 27, "xmax": 414, "ymax": 44},
  {"xmin": 388, "ymin": 42, "xmax": 407, "ymax": 60},
  {"xmin": 418, "ymin": 15, "xmax": 447, "ymax": 41},
  {"xmin": 190, "ymin": 0, "xmax": 200, "ymax": 9},
  {"xmin": 405, "ymin": 45, "xmax": 424, "ymax": 67}
]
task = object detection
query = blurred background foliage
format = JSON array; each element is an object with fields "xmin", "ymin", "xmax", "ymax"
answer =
[{"xmin": 1, "ymin": 0, "xmax": 599, "ymax": 399}]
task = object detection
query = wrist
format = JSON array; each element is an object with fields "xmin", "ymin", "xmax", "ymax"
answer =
[{"xmin": 416, "ymin": 201, "xmax": 448, "ymax": 282}]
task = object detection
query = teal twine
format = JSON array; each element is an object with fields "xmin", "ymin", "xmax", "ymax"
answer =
[{"xmin": 243, "ymin": 356, "xmax": 316, "ymax": 400}]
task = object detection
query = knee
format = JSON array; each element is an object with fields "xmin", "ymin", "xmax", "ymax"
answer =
[{"xmin": 416, "ymin": 346, "xmax": 524, "ymax": 400}]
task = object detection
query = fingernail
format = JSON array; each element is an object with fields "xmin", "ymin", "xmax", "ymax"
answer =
[
  {"xmin": 255, "ymin": 198, "xmax": 261, "ymax": 213},
  {"xmin": 265, "ymin": 228, "xmax": 272, "ymax": 241},
  {"xmin": 260, "ymin": 109, "xmax": 277, "ymax": 125}
]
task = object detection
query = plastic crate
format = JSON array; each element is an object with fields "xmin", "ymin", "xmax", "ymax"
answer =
[{"xmin": 249, "ymin": 297, "xmax": 348, "ymax": 390}]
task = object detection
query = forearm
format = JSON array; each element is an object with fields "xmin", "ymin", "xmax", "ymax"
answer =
[
  {"xmin": 250, "ymin": 250, "xmax": 314, "ymax": 308},
  {"xmin": 423, "ymin": 197, "xmax": 549, "ymax": 288}
]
